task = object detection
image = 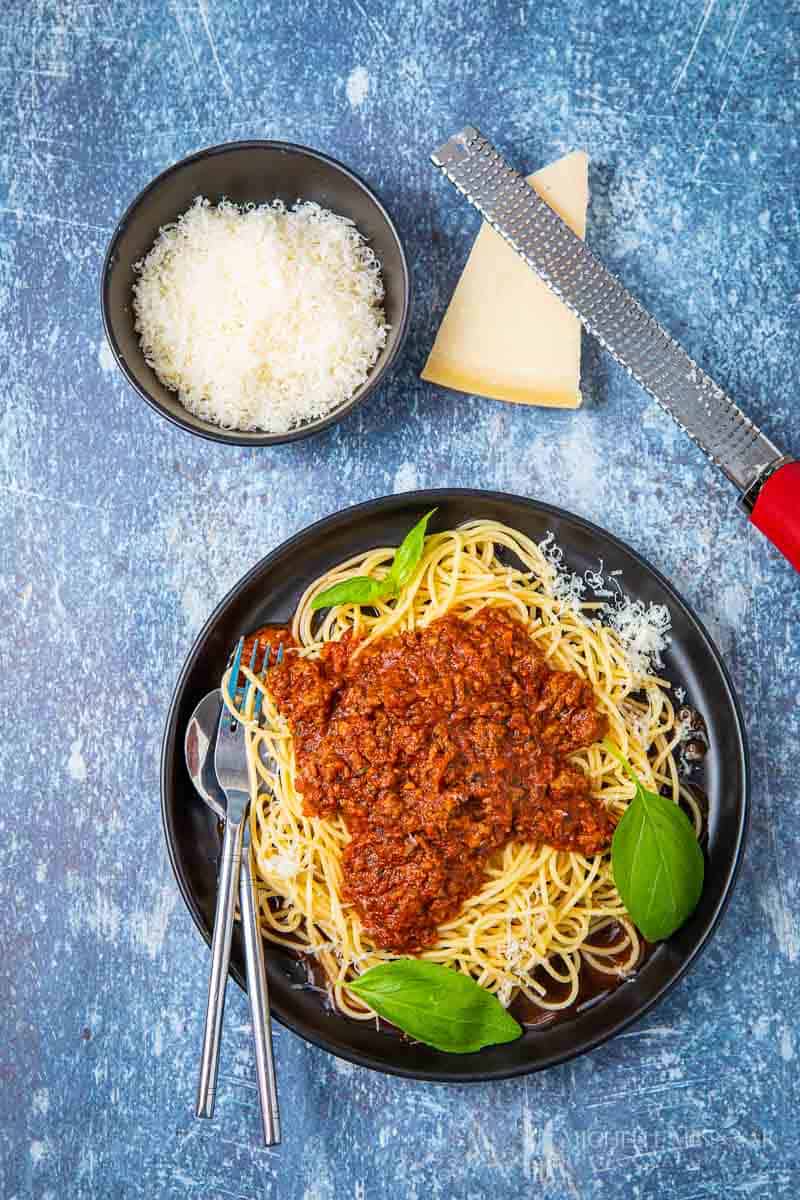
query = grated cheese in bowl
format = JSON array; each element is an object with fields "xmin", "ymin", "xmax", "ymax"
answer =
[{"xmin": 132, "ymin": 198, "xmax": 389, "ymax": 434}]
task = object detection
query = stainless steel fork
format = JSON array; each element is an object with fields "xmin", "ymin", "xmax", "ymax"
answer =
[{"xmin": 195, "ymin": 636, "xmax": 283, "ymax": 1144}]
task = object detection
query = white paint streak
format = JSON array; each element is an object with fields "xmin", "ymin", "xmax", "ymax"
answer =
[
  {"xmin": 350, "ymin": 0, "xmax": 392, "ymax": 46},
  {"xmin": 778, "ymin": 1025, "xmax": 795, "ymax": 1061},
  {"xmin": 0, "ymin": 205, "xmax": 110, "ymax": 232},
  {"xmin": 672, "ymin": 0, "xmax": 718, "ymax": 93},
  {"xmin": 616, "ymin": 1024, "xmax": 679, "ymax": 1039},
  {"xmin": 346, "ymin": 65, "xmax": 370, "ymax": 109},
  {"xmin": 97, "ymin": 338, "xmax": 115, "ymax": 373},
  {"xmin": 301, "ymin": 1136, "xmax": 336, "ymax": 1200},
  {"xmin": 32, "ymin": 1088, "xmax": 50, "ymax": 1115},
  {"xmin": 521, "ymin": 1111, "xmax": 580, "ymax": 1196},
  {"xmin": 131, "ymin": 881, "xmax": 178, "ymax": 958},
  {"xmin": 77, "ymin": 1144, "xmax": 96, "ymax": 1186},
  {"xmin": 731, "ymin": 1176, "xmax": 795, "ymax": 1196},
  {"xmin": 331, "ymin": 1055, "xmax": 354, "ymax": 1077},
  {"xmin": 525, "ymin": 420, "xmax": 603, "ymax": 513},
  {"xmin": 721, "ymin": 581, "xmax": 749, "ymax": 625},
  {"xmin": 88, "ymin": 891, "xmax": 123, "ymax": 943},
  {"xmin": 196, "ymin": 0, "xmax": 232, "ymax": 95},
  {"xmin": 393, "ymin": 460, "xmax": 417, "ymax": 493},
  {"xmin": 182, "ymin": 584, "xmax": 206, "ymax": 630},
  {"xmin": 692, "ymin": 72, "xmax": 740, "ymax": 181},
  {"xmin": 758, "ymin": 881, "xmax": 799, "ymax": 963},
  {"xmin": 719, "ymin": 0, "xmax": 751, "ymax": 75},
  {"xmin": 30, "ymin": 1139, "xmax": 48, "ymax": 1165},
  {"xmin": 67, "ymin": 737, "xmax": 88, "ymax": 783},
  {"xmin": 52, "ymin": 580, "xmax": 67, "ymax": 622}
]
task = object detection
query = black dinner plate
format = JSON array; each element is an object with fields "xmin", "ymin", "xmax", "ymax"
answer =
[{"xmin": 161, "ymin": 490, "xmax": 749, "ymax": 1082}]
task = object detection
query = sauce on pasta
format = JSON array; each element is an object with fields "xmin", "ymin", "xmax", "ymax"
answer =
[{"xmin": 245, "ymin": 608, "xmax": 612, "ymax": 952}]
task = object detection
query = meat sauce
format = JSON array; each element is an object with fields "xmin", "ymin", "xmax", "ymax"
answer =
[{"xmin": 246, "ymin": 608, "xmax": 612, "ymax": 953}]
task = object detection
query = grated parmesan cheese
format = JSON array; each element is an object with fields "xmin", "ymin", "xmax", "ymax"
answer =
[
  {"xmin": 539, "ymin": 531, "xmax": 586, "ymax": 612},
  {"xmin": 539, "ymin": 531, "xmax": 673, "ymax": 677},
  {"xmin": 132, "ymin": 197, "xmax": 389, "ymax": 433},
  {"xmin": 261, "ymin": 852, "xmax": 302, "ymax": 880},
  {"xmin": 606, "ymin": 597, "xmax": 672, "ymax": 676}
]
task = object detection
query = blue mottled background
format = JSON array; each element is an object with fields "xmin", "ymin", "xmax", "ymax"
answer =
[{"xmin": 2, "ymin": 0, "xmax": 799, "ymax": 1196}]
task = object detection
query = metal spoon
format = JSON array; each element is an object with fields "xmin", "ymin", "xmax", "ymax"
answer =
[
  {"xmin": 184, "ymin": 689, "xmax": 281, "ymax": 1145},
  {"xmin": 184, "ymin": 688, "xmax": 226, "ymax": 819}
]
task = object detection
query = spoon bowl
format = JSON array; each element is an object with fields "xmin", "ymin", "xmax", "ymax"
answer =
[{"xmin": 184, "ymin": 688, "xmax": 226, "ymax": 821}]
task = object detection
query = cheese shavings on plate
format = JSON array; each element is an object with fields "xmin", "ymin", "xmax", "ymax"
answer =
[
  {"xmin": 133, "ymin": 198, "xmax": 389, "ymax": 433},
  {"xmin": 539, "ymin": 532, "xmax": 672, "ymax": 678}
]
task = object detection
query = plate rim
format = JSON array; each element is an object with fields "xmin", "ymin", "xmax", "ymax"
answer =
[{"xmin": 160, "ymin": 488, "xmax": 750, "ymax": 1082}]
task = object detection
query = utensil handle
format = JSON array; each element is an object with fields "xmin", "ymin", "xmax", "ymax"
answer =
[
  {"xmin": 196, "ymin": 814, "xmax": 245, "ymax": 1119},
  {"xmin": 750, "ymin": 461, "xmax": 800, "ymax": 572},
  {"xmin": 239, "ymin": 837, "xmax": 281, "ymax": 1145}
]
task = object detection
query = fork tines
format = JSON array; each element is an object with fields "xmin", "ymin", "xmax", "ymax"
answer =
[
  {"xmin": 227, "ymin": 636, "xmax": 285, "ymax": 728},
  {"xmin": 254, "ymin": 642, "xmax": 284, "ymax": 720}
]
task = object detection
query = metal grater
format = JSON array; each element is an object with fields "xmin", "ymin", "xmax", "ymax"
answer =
[{"xmin": 431, "ymin": 126, "xmax": 791, "ymax": 506}]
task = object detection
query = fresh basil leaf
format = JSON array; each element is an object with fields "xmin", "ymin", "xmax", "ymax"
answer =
[
  {"xmin": 347, "ymin": 959, "xmax": 522, "ymax": 1054},
  {"xmin": 605, "ymin": 740, "xmax": 704, "ymax": 941},
  {"xmin": 386, "ymin": 509, "xmax": 437, "ymax": 590},
  {"xmin": 310, "ymin": 510, "xmax": 437, "ymax": 612},
  {"xmin": 310, "ymin": 575, "xmax": 396, "ymax": 612}
]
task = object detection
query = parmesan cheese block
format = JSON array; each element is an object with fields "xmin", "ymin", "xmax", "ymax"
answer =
[{"xmin": 421, "ymin": 150, "xmax": 589, "ymax": 408}]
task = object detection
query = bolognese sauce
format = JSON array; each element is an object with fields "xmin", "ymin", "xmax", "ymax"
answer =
[{"xmin": 249, "ymin": 608, "xmax": 612, "ymax": 953}]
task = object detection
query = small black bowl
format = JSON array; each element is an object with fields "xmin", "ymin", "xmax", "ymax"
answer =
[{"xmin": 100, "ymin": 140, "xmax": 411, "ymax": 446}]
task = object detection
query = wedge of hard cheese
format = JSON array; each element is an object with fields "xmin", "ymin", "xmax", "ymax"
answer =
[{"xmin": 422, "ymin": 150, "xmax": 588, "ymax": 408}]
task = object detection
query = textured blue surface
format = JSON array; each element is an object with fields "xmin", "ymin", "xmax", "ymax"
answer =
[{"xmin": 2, "ymin": 0, "xmax": 799, "ymax": 1196}]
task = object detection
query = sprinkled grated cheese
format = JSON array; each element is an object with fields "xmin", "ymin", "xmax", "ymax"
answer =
[
  {"xmin": 539, "ymin": 531, "xmax": 672, "ymax": 677},
  {"xmin": 606, "ymin": 597, "xmax": 672, "ymax": 676},
  {"xmin": 539, "ymin": 531, "xmax": 586, "ymax": 612},
  {"xmin": 583, "ymin": 560, "xmax": 615, "ymax": 598},
  {"xmin": 262, "ymin": 852, "xmax": 302, "ymax": 880},
  {"xmin": 133, "ymin": 197, "xmax": 389, "ymax": 433}
]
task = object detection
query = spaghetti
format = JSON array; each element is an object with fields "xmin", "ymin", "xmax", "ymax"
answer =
[{"xmin": 222, "ymin": 520, "xmax": 699, "ymax": 1022}]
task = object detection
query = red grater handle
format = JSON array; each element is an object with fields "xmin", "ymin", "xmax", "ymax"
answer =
[{"xmin": 750, "ymin": 462, "xmax": 800, "ymax": 572}]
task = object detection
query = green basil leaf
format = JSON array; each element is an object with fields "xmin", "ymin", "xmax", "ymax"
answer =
[
  {"xmin": 606, "ymin": 740, "xmax": 704, "ymax": 941},
  {"xmin": 309, "ymin": 510, "xmax": 437, "ymax": 612},
  {"xmin": 310, "ymin": 575, "xmax": 396, "ymax": 612},
  {"xmin": 347, "ymin": 959, "xmax": 522, "ymax": 1054},
  {"xmin": 386, "ymin": 509, "xmax": 437, "ymax": 590}
]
